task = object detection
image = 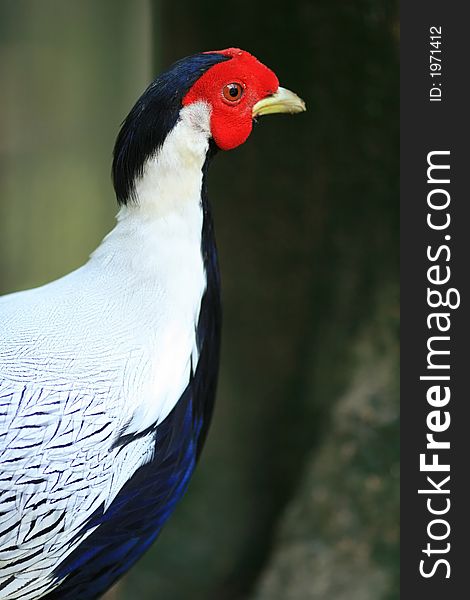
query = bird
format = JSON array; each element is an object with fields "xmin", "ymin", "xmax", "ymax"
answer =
[{"xmin": 0, "ymin": 47, "xmax": 305, "ymax": 599}]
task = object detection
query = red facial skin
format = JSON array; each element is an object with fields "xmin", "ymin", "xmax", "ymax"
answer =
[{"xmin": 182, "ymin": 48, "xmax": 279, "ymax": 151}]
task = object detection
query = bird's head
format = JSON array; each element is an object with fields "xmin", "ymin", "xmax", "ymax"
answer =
[
  {"xmin": 112, "ymin": 48, "xmax": 306, "ymax": 204},
  {"xmin": 182, "ymin": 48, "xmax": 305, "ymax": 150}
]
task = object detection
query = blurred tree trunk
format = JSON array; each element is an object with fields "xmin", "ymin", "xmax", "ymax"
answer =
[
  {"xmin": 0, "ymin": 0, "xmax": 152, "ymax": 294},
  {"xmin": 251, "ymin": 285, "xmax": 399, "ymax": 600}
]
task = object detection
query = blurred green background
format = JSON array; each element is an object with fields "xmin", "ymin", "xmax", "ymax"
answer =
[{"xmin": 0, "ymin": 1, "xmax": 399, "ymax": 599}]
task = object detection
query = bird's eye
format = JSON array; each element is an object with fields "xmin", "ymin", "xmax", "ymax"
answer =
[{"xmin": 222, "ymin": 83, "xmax": 244, "ymax": 102}]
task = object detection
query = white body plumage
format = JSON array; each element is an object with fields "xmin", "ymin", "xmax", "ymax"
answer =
[{"xmin": 0, "ymin": 103, "xmax": 211, "ymax": 599}]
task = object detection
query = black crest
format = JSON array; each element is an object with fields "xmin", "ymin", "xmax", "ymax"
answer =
[{"xmin": 112, "ymin": 52, "xmax": 230, "ymax": 204}]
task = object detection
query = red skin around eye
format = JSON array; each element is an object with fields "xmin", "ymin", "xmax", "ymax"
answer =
[{"xmin": 182, "ymin": 48, "xmax": 279, "ymax": 150}]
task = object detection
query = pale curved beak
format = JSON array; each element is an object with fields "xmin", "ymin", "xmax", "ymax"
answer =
[{"xmin": 252, "ymin": 86, "xmax": 306, "ymax": 118}]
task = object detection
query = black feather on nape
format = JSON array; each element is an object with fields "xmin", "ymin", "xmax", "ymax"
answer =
[{"xmin": 112, "ymin": 52, "xmax": 230, "ymax": 205}]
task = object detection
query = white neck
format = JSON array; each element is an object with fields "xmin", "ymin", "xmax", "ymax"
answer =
[
  {"xmin": 121, "ymin": 100, "xmax": 211, "ymax": 219},
  {"xmin": 92, "ymin": 101, "xmax": 212, "ymax": 268},
  {"xmin": 84, "ymin": 103, "xmax": 213, "ymax": 431}
]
